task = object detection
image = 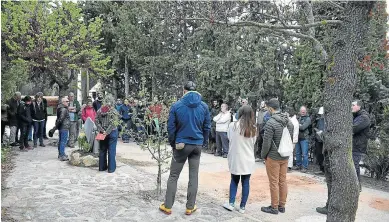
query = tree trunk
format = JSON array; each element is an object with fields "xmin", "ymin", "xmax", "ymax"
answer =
[
  {"xmin": 324, "ymin": 2, "xmax": 374, "ymax": 221},
  {"xmin": 157, "ymin": 143, "xmax": 162, "ymax": 195},
  {"xmin": 157, "ymin": 163, "xmax": 162, "ymax": 195},
  {"xmin": 125, "ymin": 56, "xmax": 129, "ymax": 98},
  {"xmin": 86, "ymin": 69, "xmax": 90, "ymax": 98},
  {"xmin": 112, "ymin": 77, "xmax": 118, "ymax": 99},
  {"xmin": 58, "ymin": 84, "xmax": 69, "ymax": 98}
]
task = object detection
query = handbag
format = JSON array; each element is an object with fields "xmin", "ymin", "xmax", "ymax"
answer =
[{"xmin": 95, "ymin": 133, "xmax": 107, "ymax": 141}]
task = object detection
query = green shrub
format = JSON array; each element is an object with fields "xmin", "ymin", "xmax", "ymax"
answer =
[{"xmin": 364, "ymin": 106, "xmax": 389, "ymax": 180}]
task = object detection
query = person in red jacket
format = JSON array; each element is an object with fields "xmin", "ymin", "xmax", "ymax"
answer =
[
  {"xmin": 82, "ymin": 100, "xmax": 97, "ymax": 122},
  {"xmin": 149, "ymin": 99, "xmax": 163, "ymax": 119},
  {"xmin": 148, "ymin": 97, "xmax": 163, "ymax": 135}
]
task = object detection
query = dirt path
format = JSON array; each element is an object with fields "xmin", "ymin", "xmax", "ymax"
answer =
[{"xmin": 117, "ymin": 141, "xmax": 389, "ymax": 222}]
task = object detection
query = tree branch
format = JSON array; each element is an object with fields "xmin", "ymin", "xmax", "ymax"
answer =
[
  {"xmin": 64, "ymin": 69, "xmax": 75, "ymax": 86},
  {"xmin": 273, "ymin": 29, "xmax": 328, "ymax": 62},
  {"xmin": 299, "ymin": 1, "xmax": 315, "ymax": 36},
  {"xmin": 183, "ymin": 17, "xmax": 342, "ymax": 30},
  {"xmin": 272, "ymin": 0, "xmax": 287, "ymax": 27},
  {"xmin": 325, "ymin": 1, "xmax": 345, "ymax": 10},
  {"xmin": 185, "ymin": 16, "xmax": 330, "ymax": 62}
]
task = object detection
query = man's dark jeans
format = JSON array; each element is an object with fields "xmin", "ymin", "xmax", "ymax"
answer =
[
  {"xmin": 352, "ymin": 152, "xmax": 363, "ymax": 187},
  {"xmin": 324, "ymin": 151, "xmax": 332, "ymax": 207},
  {"xmin": 33, "ymin": 120, "xmax": 45, "ymax": 145},
  {"xmin": 58, "ymin": 130, "xmax": 69, "ymax": 157},
  {"xmin": 165, "ymin": 144, "xmax": 201, "ymax": 209},
  {"xmin": 315, "ymin": 141, "xmax": 324, "ymax": 172},
  {"xmin": 216, "ymin": 131, "xmax": 229, "ymax": 155},
  {"xmin": 19, "ymin": 124, "xmax": 32, "ymax": 148}
]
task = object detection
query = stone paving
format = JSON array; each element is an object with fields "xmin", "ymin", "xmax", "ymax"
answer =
[{"xmin": 1, "ymin": 143, "xmax": 257, "ymax": 222}]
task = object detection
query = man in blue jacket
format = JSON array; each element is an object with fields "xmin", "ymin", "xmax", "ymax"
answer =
[{"xmin": 160, "ymin": 81, "xmax": 211, "ymax": 216}]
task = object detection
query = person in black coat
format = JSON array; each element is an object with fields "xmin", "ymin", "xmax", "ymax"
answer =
[
  {"xmin": 352, "ymin": 100, "xmax": 370, "ymax": 191},
  {"xmin": 36, "ymin": 92, "xmax": 49, "ymax": 139},
  {"xmin": 18, "ymin": 96, "xmax": 33, "ymax": 151},
  {"xmin": 7, "ymin": 92, "xmax": 22, "ymax": 146},
  {"xmin": 1, "ymin": 103, "xmax": 9, "ymax": 144},
  {"xmin": 31, "ymin": 94, "xmax": 47, "ymax": 147},
  {"xmin": 93, "ymin": 92, "xmax": 104, "ymax": 112}
]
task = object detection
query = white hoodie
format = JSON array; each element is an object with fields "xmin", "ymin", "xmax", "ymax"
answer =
[
  {"xmin": 290, "ymin": 115, "xmax": 299, "ymax": 144},
  {"xmin": 213, "ymin": 111, "xmax": 231, "ymax": 132}
]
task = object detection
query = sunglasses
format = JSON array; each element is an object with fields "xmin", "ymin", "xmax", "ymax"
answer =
[{"xmin": 64, "ymin": 101, "xmax": 69, "ymax": 103}]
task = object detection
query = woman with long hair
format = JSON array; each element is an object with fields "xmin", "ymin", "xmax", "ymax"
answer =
[{"xmin": 223, "ymin": 105, "xmax": 257, "ymax": 214}]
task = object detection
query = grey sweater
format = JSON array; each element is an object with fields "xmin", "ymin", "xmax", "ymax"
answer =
[{"xmin": 261, "ymin": 112, "xmax": 294, "ymax": 161}]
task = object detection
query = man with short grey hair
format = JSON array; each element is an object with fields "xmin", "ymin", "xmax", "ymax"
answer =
[
  {"xmin": 67, "ymin": 92, "xmax": 81, "ymax": 148},
  {"xmin": 293, "ymin": 106, "xmax": 311, "ymax": 173},
  {"xmin": 7, "ymin": 92, "xmax": 22, "ymax": 146},
  {"xmin": 50, "ymin": 97, "xmax": 71, "ymax": 161}
]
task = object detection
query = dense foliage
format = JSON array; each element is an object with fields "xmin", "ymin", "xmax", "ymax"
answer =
[{"xmin": 1, "ymin": 1, "xmax": 112, "ymax": 95}]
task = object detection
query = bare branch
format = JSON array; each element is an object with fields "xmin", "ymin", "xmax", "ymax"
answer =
[
  {"xmin": 256, "ymin": 12, "xmax": 279, "ymax": 21},
  {"xmin": 299, "ymin": 1, "xmax": 315, "ymax": 36},
  {"xmin": 273, "ymin": 0, "xmax": 287, "ymax": 27},
  {"xmin": 325, "ymin": 1, "xmax": 345, "ymax": 10},
  {"xmin": 273, "ymin": 29, "xmax": 328, "ymax": 62},
  {"xmin": 183, "ymin": 17, "xmax": 342, "ymax": 30},
  {"xmin": 298, "ymin": 1, "xmax": 328, "ymax": 63}
]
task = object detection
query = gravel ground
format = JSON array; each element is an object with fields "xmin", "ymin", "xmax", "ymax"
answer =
[{"xmin": 302, "ymin": 161, "xmax": 389, "ymax": 193}]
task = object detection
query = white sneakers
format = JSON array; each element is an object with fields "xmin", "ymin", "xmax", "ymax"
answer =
[
  {"xmin": 223, "ymin": 203, "xmax": 234, "ymax": 211},
  {"xmin": 238, "ymin": 207, "xmax": 245, "ymax": 214},
  {"xmin": 222, "ymin": 203, "xmax": 245, "ymax": 214}
]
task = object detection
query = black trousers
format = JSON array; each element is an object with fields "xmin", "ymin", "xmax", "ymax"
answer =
[
  {"xmin": 19, "ymin": 124, "xmax": 32, "ymax": 148},
  {"xmin": 43, "ymin": 118, "xmax": 48, "ymax": 138},
  {"xmin": 315, "ymin": 141, "xmax": 324, "ymax": 172},
  {"xmin": 324, "ymin": 151, "xmax": 332, "ymax": 207},
  {"xmin": 15, "ymin": 126, "xmax": 20, "ymax": 143},
  {"xmin": 255, "ymin": 135, "xmax": 263, "ymax": 158}
]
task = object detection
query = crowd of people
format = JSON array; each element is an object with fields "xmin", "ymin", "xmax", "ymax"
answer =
[
  {"xmin": 1, "ymin": 92, "xmax": 49, "ymax": 150},
  {"xmin": 1, "ymin": 81, "xmax": 371, "ymax": 216},
  {"xmin": 159, "ymin": 81, "xmax": 371, "ymax": 216}
]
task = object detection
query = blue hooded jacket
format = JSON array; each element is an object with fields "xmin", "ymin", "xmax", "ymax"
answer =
[
  {"xmin": 115, "ymin": 104, "xmax": 123, "ymax": 112},
  {"xmin": 167, "ymin": 91, "xmax": 211, "ymax": 147},
  {"xmin": 119, "ymin": 105, "xmax": 132, "ymax": 120}
]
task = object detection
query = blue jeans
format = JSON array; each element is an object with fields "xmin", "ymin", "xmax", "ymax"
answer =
[
  {"xmin": 58, "ymin": 130, "xmax": 69, "ymax": 157},
  {"xmin": 229, "ymin": 174, "xmax": 251, "ymax": 208},
  {"xmin": 28, "ymin": 127, "xmax": 33, "ymax": 140},
  {"xmin": 296, "ymin": 139, "xmax": 309, "ymax": 169},
  {"xmin": 33, "ymin": 120, "xmax": 45, "ymax": 145},
  {"xmin": 99, "ymin": 129, "xmax": 118, "ymax": 173}
]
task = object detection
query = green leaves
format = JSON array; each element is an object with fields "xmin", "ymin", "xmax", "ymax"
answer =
[{"xmin": 2, "ymin": 1, "xmax": 112, "ymax": 90}]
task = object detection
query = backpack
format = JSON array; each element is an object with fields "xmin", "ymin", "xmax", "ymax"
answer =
[{"xmin": 274, "ymin": 125, "xmax": 294, "ymax": 157}]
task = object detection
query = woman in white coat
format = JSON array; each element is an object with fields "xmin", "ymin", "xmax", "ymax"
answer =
[{"xmin": 223, "ymin": 105, "xmax": 257, "ymax": 214}]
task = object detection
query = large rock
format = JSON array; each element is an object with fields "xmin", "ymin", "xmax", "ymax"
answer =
[
  {"xmin": 69, "ymin": 151, "xmax": 98, "ymax": 167},
  {"xmin": 70, "ymin": 152, "xmax": 81, "ymax": 166},
  {"xmin": 82, "ymin": 155, "xmax": 98, "ymax": 167}
]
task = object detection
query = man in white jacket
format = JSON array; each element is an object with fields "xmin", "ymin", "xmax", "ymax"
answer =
[
  {"xmin": 287, "ymin": 108, "xmax": 299, "ymax": 170},
  {"xmin": 213, "ymin": 103, "xmax": 231, "ymax": 158}
]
